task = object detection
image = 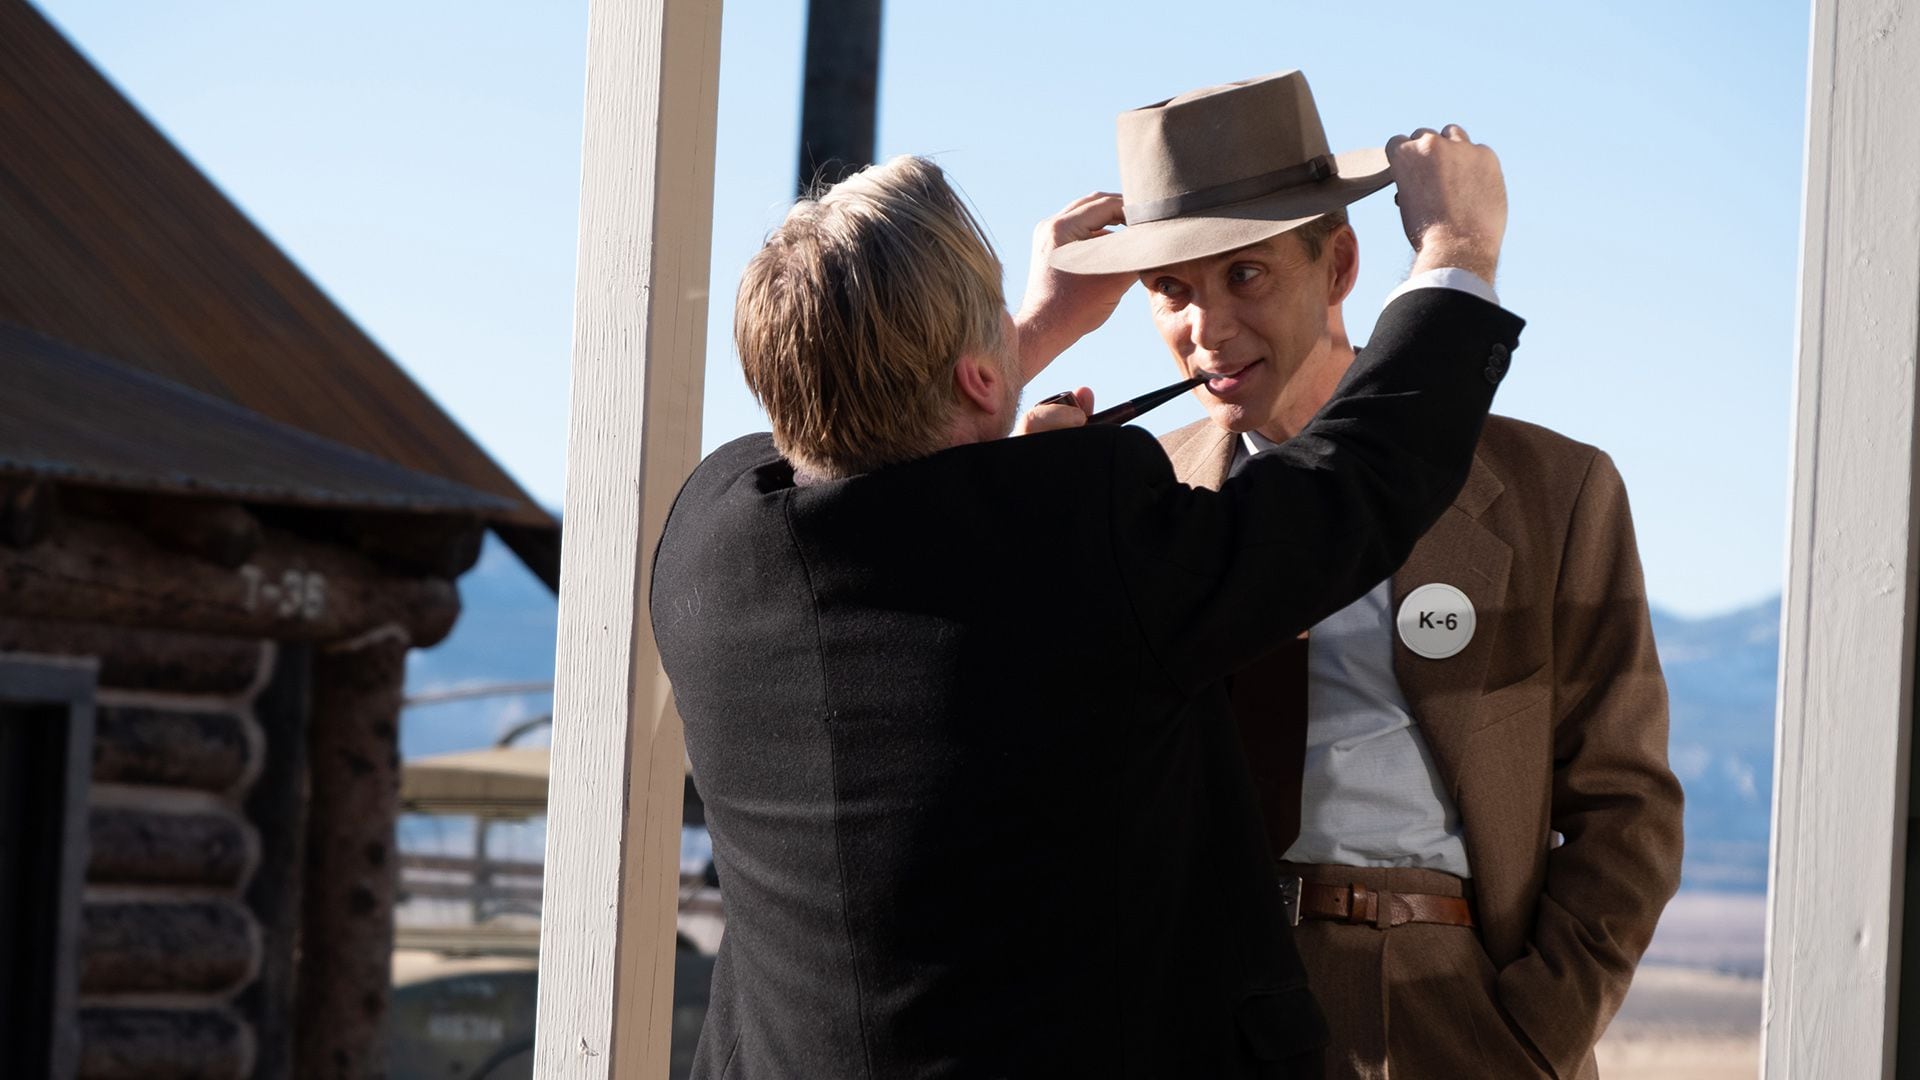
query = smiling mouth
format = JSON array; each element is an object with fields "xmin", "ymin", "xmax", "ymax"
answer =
[{"xmin": 1196, "ymin": 358, "xmax": 1265, "ymax": 395}]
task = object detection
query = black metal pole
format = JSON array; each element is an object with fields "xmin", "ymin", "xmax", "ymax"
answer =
[{"xmin": 796, "ymin": 0, "xmax": 883, "ymax": 194}]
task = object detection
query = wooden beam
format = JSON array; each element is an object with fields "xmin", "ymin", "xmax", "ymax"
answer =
[
  {"xmin": 533, "ymin": 0, "xmax": 722, "ymax": 1074},
  {"xmin": 1765, "ymin": 0, "xmax": 1920, "ymax": 1075},
  {"xmin": 79, "ymin": 901, "xmax": 259, "ymax": 996},
  {"xmin": 295, "ymin": 635, "xmax": 408, "ymax": 1077},
  {"xmin": 0, "ymin": 514, "xmax": 460, "ymax": 646},
  {"xmin": 0, "ymin": 479, "xmax": 59, "ymax": 549},
  {"xmin": 0, "ymin": 617, "xmax": 264, "ymax": 694}
]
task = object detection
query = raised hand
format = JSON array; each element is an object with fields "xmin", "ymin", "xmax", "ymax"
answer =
[
  {"xmin": 1014, "ymin": 193, "xmax": 1134, "ymax": 383},
  {"xmin": 1386, "ymin": 125, "xmax": 1507, "ymax": 287}
]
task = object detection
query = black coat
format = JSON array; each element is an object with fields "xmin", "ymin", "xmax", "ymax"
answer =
[{"xmin": 652, "ymin": 289, "xmax": 1524, "ymax": 1079}]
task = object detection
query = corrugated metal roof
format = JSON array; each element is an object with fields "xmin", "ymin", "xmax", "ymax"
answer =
[
  {"xmin": 0, "ymin": 322, "xmax": 519, "ymax": 515},
  {"xmin": 0, "ymin": 1, "xmax": 555, "ymax": 530}
]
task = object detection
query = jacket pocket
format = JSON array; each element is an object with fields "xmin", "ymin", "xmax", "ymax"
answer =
[
  {"xmin": 1234, "ymin": 986, "xmax": 1330, "ymax": 1062},
  {"xmin": 1470, "ymin": 663, "xmax": 1551, "ymax": 732}
]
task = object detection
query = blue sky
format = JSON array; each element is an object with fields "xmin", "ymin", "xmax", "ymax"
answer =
[{"xmin": 35, "ymin": 0, "xmax": 1808, "ymax": 617}]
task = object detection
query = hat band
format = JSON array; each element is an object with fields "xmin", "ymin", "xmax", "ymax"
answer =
[{"xmin": 1123, "ymin": 154, "xmax": 1337, "ymax": 226}]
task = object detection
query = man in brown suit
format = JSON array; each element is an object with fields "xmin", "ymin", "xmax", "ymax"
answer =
[{"xmin": 1050, "ymin": 71, "xmax": 1685, "ymax": 1078}]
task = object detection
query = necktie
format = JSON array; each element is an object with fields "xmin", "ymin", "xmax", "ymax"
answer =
[{"xmin": 1228, "ymin": 632, "xmax": 1311, "ymax": 859}]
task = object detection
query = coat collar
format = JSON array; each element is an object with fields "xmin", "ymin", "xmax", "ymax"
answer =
[{"xmin": 1163, "ymin": 418, "xmax": 1506, "ymax": 520}]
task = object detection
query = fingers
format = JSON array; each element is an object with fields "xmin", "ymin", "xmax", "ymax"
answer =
[
  {"xmin": 1391, "ymin": 124, "xmax": 1475, "ymax": 152},
  {"xmin": 1065, "ymin": 190, "xmax": 1121, "ymax": 211},
  {"xmin": 1015, "ymin": 387, "xmax": 1095, "ymax": 436},
  {"xmin": 1039, "ymin": 192, "xmax": 1126, "ymax": 245}
]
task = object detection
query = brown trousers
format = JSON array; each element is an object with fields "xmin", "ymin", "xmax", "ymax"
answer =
[{"xmin": 1279, "ymin": 863, "xmax": 1555, "ymax": 1079}]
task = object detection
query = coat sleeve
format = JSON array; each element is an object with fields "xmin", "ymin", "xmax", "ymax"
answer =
[
  {"xmin": 1496, "ymin": 450, "xmax": 1686, "ymax": 1076},
  {"xmin": 1108, "ymin": 287, "xmax": 1525, "ymax": 691}
]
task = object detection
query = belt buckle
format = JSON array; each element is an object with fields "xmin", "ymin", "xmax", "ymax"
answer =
[{"xmin": 1276, "ymin": 874, "xmax": 1302, "ymax": 927}]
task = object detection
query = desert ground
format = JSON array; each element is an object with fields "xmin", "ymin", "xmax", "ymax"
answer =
[{"xmin": 1592, "ymin": 891, "xmax": 1764, "ymax": 1080}]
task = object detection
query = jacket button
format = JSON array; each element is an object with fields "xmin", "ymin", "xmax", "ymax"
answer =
[{"xmin": 1485, "ymin": 342, "xmax": 1511, "ymax": 384}]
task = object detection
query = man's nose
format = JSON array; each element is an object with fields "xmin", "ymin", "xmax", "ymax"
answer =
[{"xmin": 1189, "ymin": 302, "xmax": 1238, "ymax": 352}]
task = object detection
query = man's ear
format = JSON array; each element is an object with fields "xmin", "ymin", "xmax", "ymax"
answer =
[
  {"xmin": 953, "ymin": 352, "xmax": 1003, "ymax": 415},
  {"xmin": 1327, "ymin": 225, "xmax": 1360, "ymax": 307}
]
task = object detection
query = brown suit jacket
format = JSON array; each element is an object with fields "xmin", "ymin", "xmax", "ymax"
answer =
[{"xmin": 1162, "ymin": 414, "xmax": 1685, "ymax": 1079}]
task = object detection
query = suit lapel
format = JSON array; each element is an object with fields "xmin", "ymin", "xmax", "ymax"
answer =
[
  {"xmin": 1391, "ymin": 454, "xmax": 1511, "ymax": 800},
  {"xmin": 1168, "ymin": 423, "xmax": 1236, "ymax": 492}
]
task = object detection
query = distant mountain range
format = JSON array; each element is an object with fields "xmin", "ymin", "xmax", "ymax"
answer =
[{"xmin": 407, "ymin": 539, "xmax": 1781, "ymax": 894}]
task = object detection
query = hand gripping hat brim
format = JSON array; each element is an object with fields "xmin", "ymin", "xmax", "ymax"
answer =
[{"xmin": 1051, "ymin": 71, "xmax": 1393, "ymax": 276}]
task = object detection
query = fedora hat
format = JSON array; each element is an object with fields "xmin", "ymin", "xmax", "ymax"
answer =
[{"xmin": 1050, "ymin": 70, "xmax": 1392, "ymax": 275}]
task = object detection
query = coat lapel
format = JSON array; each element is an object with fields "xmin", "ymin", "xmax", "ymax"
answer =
[
  {"xmin": 1166, "ymin": 422, "xmax": 1236, "ymax": 492},
  {"xmin": 1390, "ymin": 454, "xmax": 1511, "ymax": 800}
]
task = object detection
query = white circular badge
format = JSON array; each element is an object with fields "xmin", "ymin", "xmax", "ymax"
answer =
[{"xmin": 1396, "ymin": 583, "xmax": 1477, "ymax": 660}]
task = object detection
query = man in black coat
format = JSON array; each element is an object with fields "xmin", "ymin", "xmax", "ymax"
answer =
[{"xmin": 652, "ymin": 118, "xmax": 1520, "ymax": 1078}]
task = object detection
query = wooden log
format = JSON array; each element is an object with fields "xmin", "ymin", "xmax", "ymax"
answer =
[
  {"xmin": 341, "ymin": 510, "xmax": 485, "ymax": 579},
  {"xmin": 79, "ymin": 901, "xmax": 258, "ymax": 995},
  {"xmin": 0, "ymin": 513, "xmax": 460, "ymax": 646},
  {"xmin": 60, "ymin": 489, "xmax": 266, "ymax": 569},
  {"xmin": 93, "ymin": 706, "xmax": 253, "ymax": 792},
  {"xmin": 0, "ymin": 616, "xmax": 263, "ymax": 693},
  {"xmin": 296, "ymin": 635, "xmax": 405, "ymax": 1077},
  {"xmin": 136, "ymin": 499, "xmax": 263, "ymax": 570},
  {"xmin": 87, "ymin": 805, "xmax": 253, "ymax": 888},
  {"xmin": 76, "ymin": 1007, "xmax": 251, "ymax": 1080},
  {"xmin": 234, "ymin": 644, "xmax": 308, "ymax": 1080},
  {"xmin": 0, "ymin": 478, "xmax": 59, "ymax": 549}
]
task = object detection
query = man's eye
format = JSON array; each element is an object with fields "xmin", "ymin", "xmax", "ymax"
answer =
[
  {"xmin": 1229, "ymin": 265, "xmax": 1262, "ymax": 285},
  {"xmin": 1152, "ymin": 278, "xmax": 1187, "ymax": 298}
]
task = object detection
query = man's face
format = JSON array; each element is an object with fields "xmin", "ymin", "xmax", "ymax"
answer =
[{"xmin": 1140, "ymin": 232, "xmax": 1338, "ymax": 435}]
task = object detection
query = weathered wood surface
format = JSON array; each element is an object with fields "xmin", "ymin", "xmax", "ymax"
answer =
[
  {"xmin": 76, "ymin": 1007, "xmax": 251, "ymax": 1080},
  {"xmin": 93, "ymin": 705, "xmax": 253, "ymax": 792},
  {"xmin": 0, "ymin": 616, "xmax": 263, "ymax": 692},
  {"xmin": 132, "ymin": 497, "xmax": 263, "ymax": 569},
  {"xmin": 79, "ymin": 900, "xmax": 258, "ymax": 995},
  {"xmin": 296, "ymin": 635, "xmax": 406, "ymax": 1078},
  {"xmin": 60, "ymin": 490, "xmax": 266, "ymax": 569},
  {"xmin": 535, "ymin": 0, "xmax": 724, "ymax": 1075},
  {"xmin": 87, "ymin": 805, "xmax": 254, "ymax": 887},
  {"xmin": 0, "ymin": 478, "xmax": 59, "ymax": 548},
  {"xmin": 340, "ymin": 510, "xmax": 486, "ymax": 579},
  {"xmin": 0, "ymin": 513, "xmax": 460, "ymax": 645},
  {"xmin": 1765, "ymin": 0, "xmax": 1920, "ymax": 1076}
]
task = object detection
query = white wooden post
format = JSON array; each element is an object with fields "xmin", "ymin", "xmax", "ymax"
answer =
[
  {"xmin": 534, "ymin": 0, "xmax": 723, "ymax": 1074},
  {"xmin": 1764, "ymin": 0, "xmax": 1920, "ymax": 1074}
]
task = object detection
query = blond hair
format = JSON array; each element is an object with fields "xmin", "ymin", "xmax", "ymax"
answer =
[{"xmin": 735, "ymin": 156, "xmax": 1007, "ymax": 479}]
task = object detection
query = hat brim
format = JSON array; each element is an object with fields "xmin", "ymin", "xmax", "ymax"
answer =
[{"xmin": 1050, "ymin": 147, "xmax": 1392, "ymax": 275}]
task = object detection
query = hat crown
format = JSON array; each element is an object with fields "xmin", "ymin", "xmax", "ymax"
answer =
[{"xmin": 1117, "ymin": 70, "xmax": 1331, "ymax": 217}]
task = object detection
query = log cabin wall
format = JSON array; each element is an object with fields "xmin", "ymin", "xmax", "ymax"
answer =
[{"xmin": 0, "ymin": 620, "xmax": 280, "ymax": 1079}]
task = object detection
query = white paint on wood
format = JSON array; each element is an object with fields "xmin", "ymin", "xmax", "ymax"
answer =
[
  {"xmin": 533, "ymin": 0, "xmax": 724, "ymax": 1074},
  {"xmin": 1764, "ymin": 0, "xmax": 1920, "ymax": 1075}
]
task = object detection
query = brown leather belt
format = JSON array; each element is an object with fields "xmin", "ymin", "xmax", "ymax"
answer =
[{"xmin": 1276, "ymin": 875, "xmax": 1475, "ymax": 929}]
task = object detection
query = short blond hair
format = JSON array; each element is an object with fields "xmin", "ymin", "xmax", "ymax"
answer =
[{"xmin": 736, "ymin": 156, "xmax": 1007, "ymax": 479}]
